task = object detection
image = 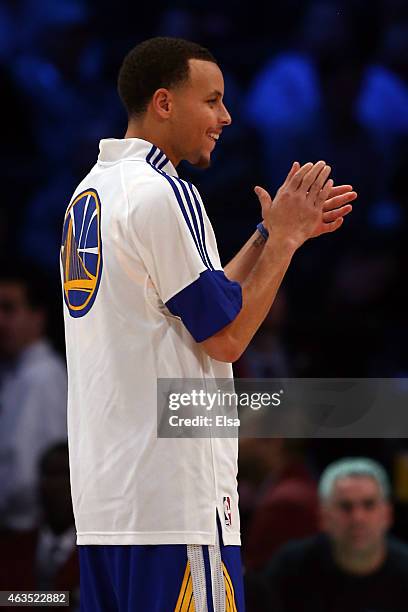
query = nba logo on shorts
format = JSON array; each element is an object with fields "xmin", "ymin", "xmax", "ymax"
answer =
[{"xmin": 223, "ymin": 496, "xmax": 232, "ymax": 526}]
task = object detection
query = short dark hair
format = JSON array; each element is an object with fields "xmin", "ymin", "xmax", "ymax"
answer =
[{"xmin": 118, "ymin": 37, "xmax": 217, "ymax": 118}]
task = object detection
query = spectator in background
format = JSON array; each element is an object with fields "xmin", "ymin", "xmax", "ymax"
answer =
[
  {"xmin": 0, "ymin": 264, "xmax": 67, "ymax": 530},
  {"xmin": 255, "ymin": 457, "xmax": 408, "ymax": 612},
  {"xmin": 0, "ymin": 442, "xmax": 78, "ymax": 609},
  {"xmin": 239, "ymin": 438, "xmax": 319, "ymax": 571}
]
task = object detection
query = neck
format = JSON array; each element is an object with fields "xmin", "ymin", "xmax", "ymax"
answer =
[
  {"xmin": 333, "ymin": 540, "xmax": 387, "ymax": 575},
  {"xmin": 125, "ymin": 119, "xmax": 179, "ymax": 167}
]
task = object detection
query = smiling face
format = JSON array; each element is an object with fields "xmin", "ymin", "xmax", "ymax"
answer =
[
  {"xmin": 167, "ymin": 59, "xmax": 231, "ymax": 168},
  {"xmin": 321, "ymin": 476, "xmax": 392, "ymax": 558}
]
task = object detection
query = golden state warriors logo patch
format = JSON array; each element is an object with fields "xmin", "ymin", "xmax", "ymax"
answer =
[{"xmin": 61, "ymin": 189, "xmax": 103, "ymax": 318}]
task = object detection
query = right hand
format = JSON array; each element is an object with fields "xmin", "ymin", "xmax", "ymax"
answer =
[{"xmin": 254, "ymin": 161, "xmax": 332, "ymax": 252}]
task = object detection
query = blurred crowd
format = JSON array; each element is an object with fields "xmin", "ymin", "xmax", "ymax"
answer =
[{"xmin": 1, "ymin": 0, "xmax": 408, "ymax": 609}]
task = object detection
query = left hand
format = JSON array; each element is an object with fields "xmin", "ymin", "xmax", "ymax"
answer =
[
  {"xmin": 311, "ymin": 183, "xmax": 357, "ymax": 238},
  {"xmin": 258, "ymin": 162, "xmax": 357, "ymax": 238}
]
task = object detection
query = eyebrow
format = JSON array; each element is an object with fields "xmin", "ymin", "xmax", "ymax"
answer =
[{"xmin": 207, "ymin": 90, "xmax": 223, "ymax": 98}]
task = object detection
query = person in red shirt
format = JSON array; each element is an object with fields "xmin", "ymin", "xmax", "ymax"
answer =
[{"xmin": 240, "ymin": 438, "xmax": 319, "ymax": 571}]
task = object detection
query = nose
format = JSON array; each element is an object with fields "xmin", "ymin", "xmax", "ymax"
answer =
[
  {"xmin": 220, "ymin": 102, "xmax": 232, "ymax": 126},
  {"xmin": 350, "ymin": 505, "xmax": 368, "ymax": 524}
]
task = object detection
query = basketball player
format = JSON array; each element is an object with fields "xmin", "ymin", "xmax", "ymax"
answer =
[{"xmin": 61, "ymin": 37, "xmax": 356, "ymax": 611}]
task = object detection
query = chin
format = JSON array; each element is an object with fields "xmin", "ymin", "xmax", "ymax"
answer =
[
  {"xmin": 349, "ymin": 538, "xmax": 372, "ymax": 552},
  {"xmin": 189, "ymin": 152, "xmax": 211, "ymax": 169}
]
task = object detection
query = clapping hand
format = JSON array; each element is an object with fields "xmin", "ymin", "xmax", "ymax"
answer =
[{"xmin": 254, "ymin": 161, "xmax": 357, "ymax": 249}]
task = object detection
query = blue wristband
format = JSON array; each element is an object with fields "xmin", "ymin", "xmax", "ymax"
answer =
[{"xmin": 256, "ymin": 222, "xmax": 269, "ymax": 241}]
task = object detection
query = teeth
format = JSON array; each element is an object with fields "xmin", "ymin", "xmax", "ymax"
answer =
[{"xmin": 209, "ymin": 133, "xmax": 219, "ymax": 141}]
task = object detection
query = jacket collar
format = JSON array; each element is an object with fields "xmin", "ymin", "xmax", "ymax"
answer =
[{"xmin": 97, "ymin": 138, "xmax": 178, "ymax": 177}]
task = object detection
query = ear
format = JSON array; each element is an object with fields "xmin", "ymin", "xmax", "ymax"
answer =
[{"xmin": 151, "ymin": 88, "xmax": 172, "ymax": 119}]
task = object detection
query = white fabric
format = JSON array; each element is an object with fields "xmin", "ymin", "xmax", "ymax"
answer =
[
  {"xmin": 209, "ymin": 526, "xmax": 227, "ymax": 610},
  {"xmin": 0, "ymin": 340, "xmax": 68, "ymax": 529},
  {"xmin": 187, "ymin": 545, "xmax": 207, "ymax": 612},
  {"xmin": 188, "ymin": 536, "xmax": 227, "ymax": 612},
  {"xmin": 62, "ymin": 138, "xmax": 240, "ymax": 545}
]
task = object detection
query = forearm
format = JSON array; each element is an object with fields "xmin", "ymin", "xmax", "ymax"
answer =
[
  {"xmin": 202, "ymin": 239, "xmax": 295, "ymax": 361},
  {"xmin": 224, "ymin": 229, "xmax": 266, "ymax": 284},
  {"xmin": 202, "ymin": 161, "xmax": 347, "ymax": 363},
  {"xmin": 227, "ymin": 240, "xmax": 294, "ymax": 356}
]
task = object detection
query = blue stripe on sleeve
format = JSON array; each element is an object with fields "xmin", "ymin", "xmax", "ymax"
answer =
[
  {"xmin": 174, "ymin": 177, "xmax": 209, "ymax": 269},
  {"xmin": 165, "ymin": 270, "xmax": 242, "ymax": 343},
  {"xmin": 148, "ymin": 165, "xmax": 209, "ymax": 269},
  {"xmin": 187, "ymin": 182, "xmax": 214, "ymax": 270}
]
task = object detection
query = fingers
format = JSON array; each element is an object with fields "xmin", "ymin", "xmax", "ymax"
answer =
[
  {"xmin": 309, "ymin": 172, "xmax": 332, "ymax": 212},
  {"xmin": 289, "ymin": 162, "xmax": 314, "ymax": 190},
  {"xmin": 323, "ymin": 191, "xmax": 357, "ymax": 211},
  {"xmin": 328, "ymin": 184, "xmax": 353, "ymax": 198},
  {"xmin": 254, "ymin": 185, "xmax": 272, "ymax": 218},
  {"xmin": 321, "ymin": 177, "xmax": 334, "ymax": 202},
  {"xmin": 320, "ymin": 216, "xmax": 344, "ymax": 234},
  {"xmin": 308, "ymin": 166, "xmax": 332, "ymax": 205},
  {"xmin": 322, "ymin": 204, "xmax": 353, "ymax": 223},
  {"xmin": 282, "ymin": 161, "xmax": 300, "ymax": 187},
  {"xmin": 299, "ymin": 160, "xmax": 326, "ymax": 192},
  {"xmin": 254, "ymin": 185, "xmax": 272, "ymax": 203}
]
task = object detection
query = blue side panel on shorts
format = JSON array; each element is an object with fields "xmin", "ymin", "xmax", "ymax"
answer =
[
  {"xmin": 217, "ymin": 514, "xmax": 246, "ymax": 612},
  {"xmin": 220, "ymin": 544, "xmax": 246, "ymax": 612},
  {"xmin": 79, "ymin": 544, "xmax": 188, "ymax": 612},
  {"xmin": 166, "ymin": 269, "xmax": 242, "ymax": 342},
  {"xmin": 79, "ymin": 520, "xmax": 245, "ymax": 611}
]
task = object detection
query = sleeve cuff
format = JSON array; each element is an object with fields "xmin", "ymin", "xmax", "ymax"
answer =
[{"xmin": 165, "ymin": 270, "xmax": 242, "ymax": 342}]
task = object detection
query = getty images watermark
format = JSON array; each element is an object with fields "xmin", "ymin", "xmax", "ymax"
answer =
[
  {"xmin": 168, "ymin": 388, "xmax": 283, "ymax": 411},
  {"xmin": 165, "ymin": 387, "xmax": 283, "ymax": 432},
  {"xmin": 157, "ymin": 378, "xmax": 408, "ymax": 438}
]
